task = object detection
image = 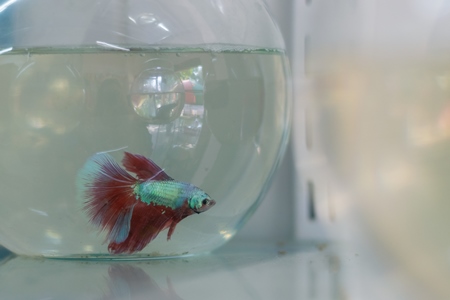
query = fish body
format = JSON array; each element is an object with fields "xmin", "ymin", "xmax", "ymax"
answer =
[
  {"xmin": 77, "ymin": 151, "xmax": 215, "ymax": 254},
  {"xmin": 133, "ymin": 181, "xmax": 206, "ymax": 209}
]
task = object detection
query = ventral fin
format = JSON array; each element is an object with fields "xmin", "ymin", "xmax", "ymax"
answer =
[
  {"xmin": 107, "ymin": 204, "xmax": 135, "ymax": 244},
  {"xmin": 122, "ymin": 152, "xmax": 173, "ymax": 181}
]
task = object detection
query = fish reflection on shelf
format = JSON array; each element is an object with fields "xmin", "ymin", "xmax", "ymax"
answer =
[
  {"xmin": 77, "ymin": 151, "xmax": 216, "ymax": 254},
  {"xmin": 104, "ymin": 265, "xmax": 182, "ymax": 300}
]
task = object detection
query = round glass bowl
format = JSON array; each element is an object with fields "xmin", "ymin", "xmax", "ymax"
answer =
[{"xmin": 0, "ymin": 0, "xmax": 291, "ymax": 258}]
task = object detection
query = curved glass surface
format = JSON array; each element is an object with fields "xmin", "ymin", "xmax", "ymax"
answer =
[{"xmin": 0, "ymin": 0, "xmax": 291, "ymax": 258}]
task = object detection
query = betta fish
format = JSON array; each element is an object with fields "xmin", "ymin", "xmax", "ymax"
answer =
[{"xmin": 77, "ymin": 151, "xmax": 216, "ymax": 254}]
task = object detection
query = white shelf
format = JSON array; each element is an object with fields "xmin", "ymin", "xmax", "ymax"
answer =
[{"xmin": 0, "ymin": 240, "xmax": 429, "ymax": 300}]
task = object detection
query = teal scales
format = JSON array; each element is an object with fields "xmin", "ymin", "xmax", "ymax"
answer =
[
  {"xmin": 133, "ymin": 181, "xmax": 189, "ymax": 209},
  {"xmin": 133, "ymin": 180, "xmax": 212, "ymax": 212}
]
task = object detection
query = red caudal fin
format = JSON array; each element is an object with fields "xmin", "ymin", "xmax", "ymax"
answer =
[
  {"xmin": 108, "ymin": 203, "xmax": 175, "ymax": 254},
  {"xmin": 108, "ymin": 200, "xmax": 195, "ymax": 254},
  {"xmin": 77, "ymin": 153, "xmax": 137, "ymax": 245},
  {"xmin": 122, "ymin": 152, "xmax": 173, "ymax": 181}
]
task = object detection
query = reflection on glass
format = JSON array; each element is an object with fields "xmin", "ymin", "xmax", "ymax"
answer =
[
  {"xmin": 176, "ymin": 65, "xmax": 204, "ymax": 148},
  {"xmin": 0, "ymin": 47, "xmax": 13, "ymax": 55},
  {"xmin": 130, "ymin": 59, "xmax": 185, "ymax": 124},
  {"xmin": 147, "ymin": 65, "xmax": 206, "ymax": 177},
  {"xmin": 11, "ymin": 56, "xmax": 85, "ymax": 135}
]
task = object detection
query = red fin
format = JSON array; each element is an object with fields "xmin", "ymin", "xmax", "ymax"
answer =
[
  {"xmin": 108, "ymin": 202, "xmax": 175, "ymax": 254},
  {"xmin": 108, "ymin": 200, "xmax": 195, "ymax": 254},
  {"xmin": 122, "ymin": 152, "xmax": 173, "ymax": 181},
  {"xmin": 78, "ymin": 153, "xmax": 137, "ymax": 244},
  {"xmin": 167, "ymin": 200, "xmax": 195, "ymax": 240}
]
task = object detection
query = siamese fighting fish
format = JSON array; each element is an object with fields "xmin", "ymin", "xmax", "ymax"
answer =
[{"xmin": 77, "ymin": 151, "xmax": 215, "ymax": 254}]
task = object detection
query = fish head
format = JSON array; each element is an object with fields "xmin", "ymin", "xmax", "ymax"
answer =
[{"xmin": 188, "ymin": 189, "xmax": 216, "ymax": 214}]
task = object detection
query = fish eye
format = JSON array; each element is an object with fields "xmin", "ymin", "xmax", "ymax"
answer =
[{"xmin": 202, "ymin": 199, "xmax": 209, "ymax": 206}]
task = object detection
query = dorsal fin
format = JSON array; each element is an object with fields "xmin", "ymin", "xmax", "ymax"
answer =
[{"xmin": 122, "ymin": 152, "xmax": 173, "ymax": 181}]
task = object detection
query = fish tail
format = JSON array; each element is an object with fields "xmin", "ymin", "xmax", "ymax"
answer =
[
  {"xmin": 107, "ymin": 213, "xmax": 173, "ymax": 254},
  {"xmin": 77, "ymin": 153, "xmax": 137, "ymax": 245}
]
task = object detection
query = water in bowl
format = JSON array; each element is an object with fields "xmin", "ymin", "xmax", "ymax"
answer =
[{"xmin": 0, "ymin": 46, "xmax": 290, "ymax": 258}]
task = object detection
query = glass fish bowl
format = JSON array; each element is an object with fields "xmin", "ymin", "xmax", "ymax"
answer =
[{"xmin": 0, "ymin": 0, "xmax": 291, "ymax": 258}]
